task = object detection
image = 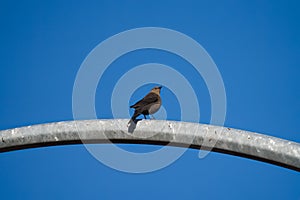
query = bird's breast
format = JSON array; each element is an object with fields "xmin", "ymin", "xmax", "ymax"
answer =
[{"xmin": 148, "ymin": 103, "xmax": 161, "ymax": 114}]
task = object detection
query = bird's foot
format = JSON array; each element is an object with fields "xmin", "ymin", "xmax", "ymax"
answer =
[{"xmin": 150, "ymin": 115, "xmax": 156, "ymax": 120}]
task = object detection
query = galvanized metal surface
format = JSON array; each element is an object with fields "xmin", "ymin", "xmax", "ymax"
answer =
[{"xmin": 0, "ymin": 119, "xmax": 299, "ymax": 172}]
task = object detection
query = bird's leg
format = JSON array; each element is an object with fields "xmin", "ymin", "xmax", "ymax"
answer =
[
  {"xmin": 150, "ymin": 115, "xmax": 156, "ymax": 120},
  {"xmin": 143, "ymin": 115, "xmax": 147, "ymax": 119}
]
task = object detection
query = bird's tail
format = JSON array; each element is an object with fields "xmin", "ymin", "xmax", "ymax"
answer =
[{"xmin": 128, "ymin": 110, "xmax": 140, "ymax": 124}]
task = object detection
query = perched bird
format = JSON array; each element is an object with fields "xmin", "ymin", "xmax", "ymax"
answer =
[{"xmin": 128, "ymin": 86, "xmax": 162, "ymax": 124}]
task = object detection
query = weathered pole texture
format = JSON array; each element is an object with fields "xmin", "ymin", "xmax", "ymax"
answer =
[{"xmin": 0, "ymin": 119, "xmax": 299, "ymax": 172}]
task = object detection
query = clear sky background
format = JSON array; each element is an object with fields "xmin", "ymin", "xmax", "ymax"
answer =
[{"xmin": 1, "ymin": 0, "xmax": 300, "ymax": 199}]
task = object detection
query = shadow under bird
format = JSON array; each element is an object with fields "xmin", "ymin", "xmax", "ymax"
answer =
[{"xmin": 128, "ymin": 86, "xmax": 162, "ymax": 125}]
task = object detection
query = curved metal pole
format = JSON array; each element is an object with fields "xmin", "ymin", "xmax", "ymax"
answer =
[{"xmin": 0, "ymin": 119, "xmax": 299, "ymax": 172}]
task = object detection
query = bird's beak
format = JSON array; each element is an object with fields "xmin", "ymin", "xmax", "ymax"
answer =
[{"xmin": 158, "ymin": 86, "xmax": 162, "ymax": 89}]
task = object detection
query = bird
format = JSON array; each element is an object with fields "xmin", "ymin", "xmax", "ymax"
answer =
[{"xmin": 128, "ymin": 86, "xmax": 162, "ymax": 124}]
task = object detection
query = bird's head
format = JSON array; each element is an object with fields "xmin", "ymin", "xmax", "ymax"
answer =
[{"xmin": 151, "ymin": 86, "xmax": 162, "ymax": 94}]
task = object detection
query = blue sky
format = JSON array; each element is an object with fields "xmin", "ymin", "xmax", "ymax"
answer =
[{"xmin": 1, "ymin": 0, "xmax": 300, "ymax": 199}]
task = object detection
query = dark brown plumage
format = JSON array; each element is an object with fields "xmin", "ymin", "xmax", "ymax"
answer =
[{"xmin": 128, "ymin": 86, "xmax": 162, "ymax": 124}]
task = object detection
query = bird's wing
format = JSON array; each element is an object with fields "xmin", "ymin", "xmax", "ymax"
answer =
[{"xmin": 130, "ymin": 93, "xmax": 159, "ymax": 109}]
